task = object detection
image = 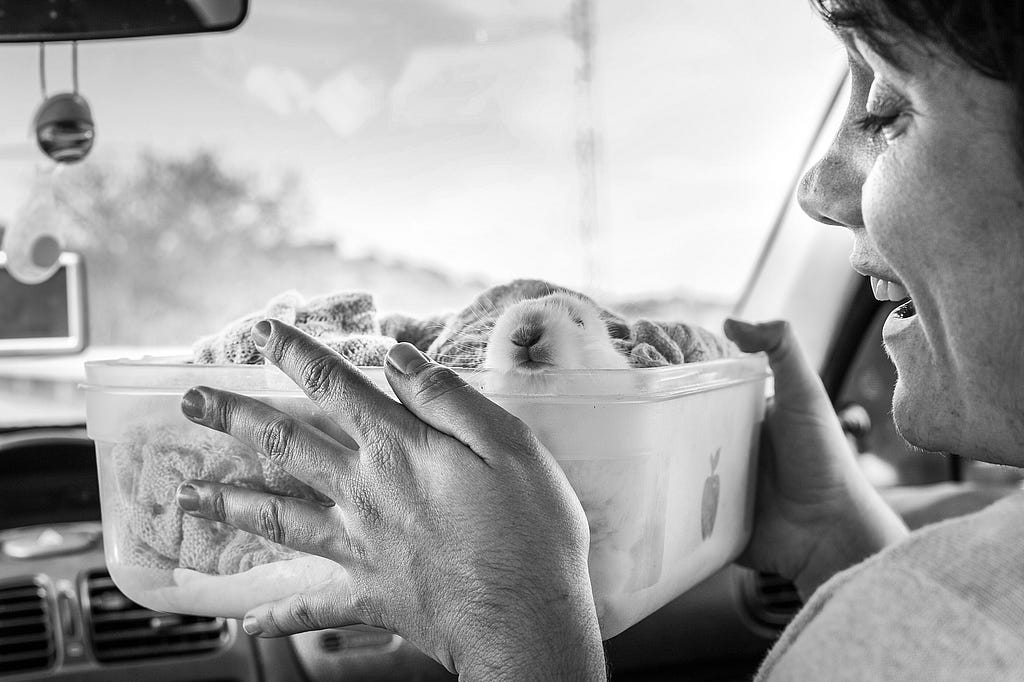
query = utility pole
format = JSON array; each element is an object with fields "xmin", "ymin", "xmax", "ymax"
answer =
[{"xmin": 570, "ymin": 0, "xmax": 601, "ymax": 294}]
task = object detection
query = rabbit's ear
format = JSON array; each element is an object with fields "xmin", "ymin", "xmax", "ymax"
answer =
[{"xmin": 604, "ymin": 319, "xmax": 631, "ymax": 340}]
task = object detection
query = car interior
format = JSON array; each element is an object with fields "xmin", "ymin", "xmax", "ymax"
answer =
[{"xmin": 2, "ymin": 2, "xmax": 1021, "ymax": 681}]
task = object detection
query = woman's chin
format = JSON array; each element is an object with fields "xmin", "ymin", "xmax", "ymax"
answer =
[{"xmin": 890, "ymin": 380, "xmax": 951, "ymax": 455}]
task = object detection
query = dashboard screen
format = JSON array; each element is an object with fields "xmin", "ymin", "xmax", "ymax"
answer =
[
  {"xmin": 0, "ymin": 266, "xmax": 70, "ymax": 339},
  {"xmin": 0, "ymin": 253, "xmax": 86, "ymax": 355}
]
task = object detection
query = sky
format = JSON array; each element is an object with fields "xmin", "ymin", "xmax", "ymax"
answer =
[{"xmin": 0, "ymin": 0, "xmax": 843, "ymax": 303}]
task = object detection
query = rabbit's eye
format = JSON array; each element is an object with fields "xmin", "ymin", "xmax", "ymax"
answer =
[{"xmin": 572, "ymin": 315, "xmax": 585, "ymax": 327}]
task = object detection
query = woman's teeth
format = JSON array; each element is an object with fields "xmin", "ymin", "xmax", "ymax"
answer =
[{"xmin": 870, "ymin": 276, "xmax": 909, "ymax": 302}]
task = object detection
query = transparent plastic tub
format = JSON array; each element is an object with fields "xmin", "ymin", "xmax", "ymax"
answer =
[{"xmin": 83, "ymin": 355, "xmax": 767, "ymax": 639}]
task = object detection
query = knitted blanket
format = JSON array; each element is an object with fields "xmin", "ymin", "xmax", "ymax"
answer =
[
  {"xmin": 192, "ymin": 289, "xmax": 395, "ymax": 366},
  {"xmin": 192, "ymin": 279, "xmax": 736, "ymax": 369},
  {"xmin": 110, "ymin": 424, "xmax": 321, "ymax": 572},
  {"xmin": 113, "ymin": 280, "xmax": 736, "ymax": 577}
]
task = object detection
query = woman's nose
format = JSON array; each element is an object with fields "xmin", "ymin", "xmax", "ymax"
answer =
[{"xmin": 797, "ymin": 146, "xmax": 866, "ymax": 228}]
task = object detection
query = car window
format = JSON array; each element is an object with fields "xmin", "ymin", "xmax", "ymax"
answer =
[{"xmin": 0, "ymin": 1, "xmax": 842, "ymax": 428}]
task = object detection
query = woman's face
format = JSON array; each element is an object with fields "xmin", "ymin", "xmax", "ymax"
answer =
[{"xmin": 798, "ymin": 30, "xmax": 1024, "ymax": 464}]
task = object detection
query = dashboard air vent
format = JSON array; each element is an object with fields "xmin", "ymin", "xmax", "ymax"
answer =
[
  {"xmin": 84, "ymin": 570, "xmax": 228, "ymax": 663},
  {"xmin": 740, "ymin": 570, "xmax": 803, "ymax": 631},
  {"xmin": 0, "ymin": 578, "xmax": 57, "ymax": 675}
]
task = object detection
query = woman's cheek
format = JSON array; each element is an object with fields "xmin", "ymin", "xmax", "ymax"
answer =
[
  {"xmin": 859, "ymin": 155, "xmax": 888, "ymax": 239},
  {"xmin": 860, "ymin": 150, "xmax": 916, "ymax": 260}
]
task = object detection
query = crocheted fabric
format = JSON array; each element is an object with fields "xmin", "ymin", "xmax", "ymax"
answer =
[
  {"xmin": 110, "ymin": 425, "xmax": 316, "ymax": 572},
  {"xmin": 113, "ymin": 280, "xmax": 736, "ymax": 577},
  {"xmin": 190, "ymin": 280, "xmax": 735, "ymax": 369},
  {"xmin": 192, "ymin": 290, "xmax": 395, "ymax": 367}
]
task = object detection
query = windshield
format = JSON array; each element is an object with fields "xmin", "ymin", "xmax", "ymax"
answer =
[{"xmin": 0, "ymin": 0, "xmax": 842, "ymax": 428}]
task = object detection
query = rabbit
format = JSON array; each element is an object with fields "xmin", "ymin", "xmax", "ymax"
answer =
[{"xmin": 483, "ymin": 292, "xmax": 630, "ymax": 376}]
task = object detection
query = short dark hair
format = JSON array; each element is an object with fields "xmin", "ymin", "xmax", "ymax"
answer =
[{"xmin": 811, "ymin": 0, "xmax": 1024, "ymax": 160}]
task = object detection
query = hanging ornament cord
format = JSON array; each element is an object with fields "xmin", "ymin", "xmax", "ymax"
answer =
[
  {"xmin": 38, "ymin": 42, "xmax": 46, "ymax": 98},
  {"xmin": 38, "ymin": 41, "xmax": 79, "ymax": 97}
]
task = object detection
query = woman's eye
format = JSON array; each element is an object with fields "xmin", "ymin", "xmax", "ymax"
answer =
[
  {"xmin": 855, "ymin": 112, "xmax": 898, "ymax": 136},
  {"xmin": 858, "ymin": 78, "xmax": 910, "ymax": 143},
  {"xmin": 854, "ymin": 111, "xmax": 904, "ymax": 142}
]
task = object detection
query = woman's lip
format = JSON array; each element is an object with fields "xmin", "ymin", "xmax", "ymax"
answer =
[{"xmin": 870, "ymin": 276, "xmax": 910, "ymax": 302}]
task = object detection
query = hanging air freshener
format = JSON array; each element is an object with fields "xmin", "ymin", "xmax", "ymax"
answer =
[
  {"xmin": 34, "ymin": 42, "xmax": 95, "ymax": 164},
  {"xmin": 2, "ymin": 43, "xmax": 93, "ymax": 284}
]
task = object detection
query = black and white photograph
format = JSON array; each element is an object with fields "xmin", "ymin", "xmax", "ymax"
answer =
[{"xmin": 1, "ymin": 1, "xmax": 1022, "ymax": 680}]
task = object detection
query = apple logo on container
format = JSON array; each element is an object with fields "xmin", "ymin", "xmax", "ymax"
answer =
[{"xmin": 701, "ymin": 448, "xmax": 721, "ymax": 541}]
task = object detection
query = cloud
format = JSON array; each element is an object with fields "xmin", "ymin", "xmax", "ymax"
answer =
[
  {"xmin": 244, "ymin": 65, "xmax": 311, "ymax": 116},
  {"xmin": 244, "ymin": 64, "xmax": 384, "ymax": 137},
  {"xmin": 388, "ymin": 35, "xmax": 576, "ymax": 144},
  {"xmin": 312, "ymin": 71, "xmax": 384, "ymax": 137}
]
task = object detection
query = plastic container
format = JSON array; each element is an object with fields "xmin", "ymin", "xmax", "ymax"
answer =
[{"xmin": 83, "ymin": 355, "xmax": 767, "ymax": 639}]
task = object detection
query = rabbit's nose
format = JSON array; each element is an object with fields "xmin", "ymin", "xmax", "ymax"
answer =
[{"xmin": 511, "ymin": 325, "xmax": 543, "ymax": 348}]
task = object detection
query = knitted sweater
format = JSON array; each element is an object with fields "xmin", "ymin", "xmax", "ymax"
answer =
[{"xmin": 757, "ymin": 491, "xmax": 1024, "ymax": 681}]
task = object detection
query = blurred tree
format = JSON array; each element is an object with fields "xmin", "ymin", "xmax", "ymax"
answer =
[
  {"xmin": 18, "ymin": 150, "xmax": 487, "ymax": 348},
  {"xmin": 46, "ymin": 150, "xmax": 311, "ymax": 345}
]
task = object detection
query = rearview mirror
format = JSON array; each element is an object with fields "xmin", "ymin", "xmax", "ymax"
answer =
[
  {"xmin": 0, "ymin": 251, "xmax": 88, "ymax": 356},
  {"xmin": 0, "ymin": 0, "xmax": 248, "ymax": 43}
]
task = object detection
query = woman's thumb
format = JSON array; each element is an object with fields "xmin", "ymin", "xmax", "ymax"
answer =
[
  {"xmin": 383, "ymin": 343, "xmax": 524, "ymax": 457},
  {"xmin": 723, "ymin": 318, "xmax": 831, "ymax": 408}
]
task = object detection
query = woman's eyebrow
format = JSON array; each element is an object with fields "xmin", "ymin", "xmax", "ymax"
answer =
[{"xmin": 852, "ymin": 32, "xmax": 916, "ymax": 78}]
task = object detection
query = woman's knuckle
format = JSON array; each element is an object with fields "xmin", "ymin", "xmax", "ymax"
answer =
[
  {"xmin": 300, "ymin": 353, "xmax": 338, "ymax": 401},
  {"xmin": 254, "ymin": 498, "xmax": 285, "ymax": 544},
  {"xmin": 287, "ymin": 595, "xmax": 319, "ymax": 630},
  {"xmin": 209, "ymin": 392, "xmax": 234, "ymax": 431},
  {"xmin": 211, "ymin": 489, "xmax": 227, "ymax": 522},
  {"xmin": 258, "ymin": 417, "xmax": 294, "ymax": 462},
  {"xmin": 263, "ymin": 609, "xmax": 284, "ymax": 635},
  {"xmin": 412, "ymin": 366, "xmax": 466, "ymax": 406}
]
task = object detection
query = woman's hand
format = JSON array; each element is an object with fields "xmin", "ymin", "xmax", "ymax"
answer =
[
  {"xmin": 724, "ymin": 319, "xmax": 907, "ymax": 600},
  {"xmin": 175, "ymin": 319, "xmax": 606, "ymax": 680}
]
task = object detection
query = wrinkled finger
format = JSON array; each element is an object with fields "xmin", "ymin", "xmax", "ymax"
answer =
[
  {"xmin": 382, "ymin": 343, "xmax": 536, "ymax": 463},
  {"xmin": 176, "ymin": 480, "xmax": 352, "ymax": 560},
  {"xmin": 181, "ymin": 385, "xmax": 357, "ymax": 492},
  {"xmin": 242, "ymin": 582, "xmax": 361, "ymax": 637},
  {"xmin": 252, "ymin": 319, "xmax": 415, "ymax": 449}
]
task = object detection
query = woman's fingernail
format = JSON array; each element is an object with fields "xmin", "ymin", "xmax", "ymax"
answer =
[
  {"xmin": 242, "ymin": 616, "xmax": 262, "ymax": 635},
  {"xmin": 386, "ymin": 342, "xmax": 431, "ymax": 374},
  {"xmin": 176, "ymin": 483, "xmax": 200, "ymax": 512},
  {"xmin": 725, "ymin": 317, "xmax": 755, "ymax": 330},
  {"xmin": 252, "ymin": 320, "xmax": 272, "ymax": 348},
  {"xmin": 181, "ymin": 388, "xmax": 206, "ymax": 420}
]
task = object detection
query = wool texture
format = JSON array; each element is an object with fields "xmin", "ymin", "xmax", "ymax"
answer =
[{"xmin": 756, "ymin": 492, "xmax": 1024, "ymax": 681}]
